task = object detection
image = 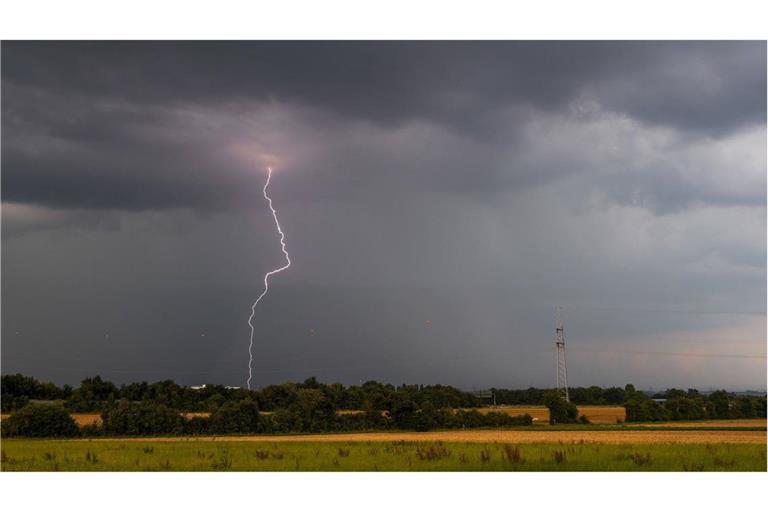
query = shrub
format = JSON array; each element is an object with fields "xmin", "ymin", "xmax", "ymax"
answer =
[
  {"xmin": 183, "ymin": 415, "xmax": 211, "ymax": 435},
  {"xmin": 336, "ymin": 410, "xmax": 390, "ymax": 432},
  {"xmin": 552, "ymin": 450, "xmax": 567, "ymax": 464},
  {"xmin": 390, "ymin": 399, "xmax": 419, "ymax": 430},
  {"xmin": 415, "ymin": 443, "xmax": 451, "ymax": 461},
  {"xmin": 506, "ymin": 413, "xmax": 533, "ymax": 426},
  {"xmin": 270, "ymin": 407, "xmax": 300, "ymax": 433},
  {"xmin": 543, "ymin": 391, "xmax": 579, "ymax": 424},
  {"xmin": 80, "ymin": 423, "xmax": 104, "ymax": 437},
  {"xmin": 101, "ymin": 401, "xmax": 183, "ymax": 435},
  {"xmin": 629, "ymin": 452, "xmax": 653, "ymax": 466},
  {"xmin": 502, "ymin": 444, "xmax": 523, "ymax": 463},
  {"xmin": 454, "ymin": 409, "xmax": 485, "ymax": 429},
  {"xmin": 2, "ymin": 403, "xmax": 79, "ymax": 438},
  {"xmin": 208, "ymin": 399, "xmax": 260, "ymax": 434}
]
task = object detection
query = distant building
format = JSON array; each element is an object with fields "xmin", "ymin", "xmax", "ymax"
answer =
[{"xmin": 190, "ymin": 384, "xmax": 207, "ymax": 390}]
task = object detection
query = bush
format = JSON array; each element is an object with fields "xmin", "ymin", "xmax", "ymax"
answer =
[
  {"xmin": 454, "ymin": 409, "xmax": 485, "ymax": 428},
  {"xmin": 183, "ymin": 416, "xmax": 211, "ymax": 435},
  {"xmin": 483, "ymin": 412, "xmax": 533, "ymax": 427},
  {"xmin": 2, "ymin": 403, "xmax": 79, "ymax": 438},
  {"xmin": 543, "ymin": 391, "xmax": 579, "ymax": 424},
  {"xmin": 336, "ymin": 409, "xmax": 390, "ymax": 432},
  {"xmin": 208, "ymin": 399, "xmax": 261, "ymax": 434},
  {"xmin": 269, "ymin": 407, "xmax": 299, "ymax": 433},
  {"xmin": 101, "ymin": 401, "xmax": 183, "ymax": 435},
  {"xmin": 80, "ymin": 423, "xmax": 104, "ymax": 437},
  {"xmin": 508, "ymin": 413, "xmax": 534, "ymax": 426},
  {"xmin": 390, "ymin": 399, "xmax": 419, "ymax": 430}
]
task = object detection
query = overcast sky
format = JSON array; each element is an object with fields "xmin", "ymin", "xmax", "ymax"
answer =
[{"xmin": 2, "ymin": 41, "xmax": 765, "ymax": 390}]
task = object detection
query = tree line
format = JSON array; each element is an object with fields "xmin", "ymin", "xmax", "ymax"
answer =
[
  {"xmin": 623, "ymin": 387, "xmax": 766, "ymax": 422},
  {"xmin": 2, "ymin": 374, "xmax": 765, "ymax": 437},
  {"xmin": 1, "ymin": 374, "xmax": 482, "ymax": 413},
  {"xmin": 11, "ymin": 373, "xmax": 763, "ymax": 413},
  {"xmin": 2, "ymin": 396, "xmax": 531, "ymax": 439},
  {"xmin": 1, "ymin": 374, "xmax": 534, "ymax": 437}
]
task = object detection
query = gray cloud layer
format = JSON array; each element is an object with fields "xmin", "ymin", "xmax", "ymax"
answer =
[
  {"xmin": 3, "ymin": 42, "xmax": 765, "ymax": 212},
  {"xmin": 2, "ymin": 42, "xmax": 765, "ymax": 389}
]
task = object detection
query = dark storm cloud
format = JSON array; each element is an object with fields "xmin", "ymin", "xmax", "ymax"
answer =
[
  {"xmin": 4, "ymin": 41, "xmax": 764, "ymax": 131},
  {"xmin": 2, "ymin": 41, "xmax": 765, "ymax": 213},
  {"xmin": 2, "ymin": 85, "xmax": 245, "ymax": 211}
]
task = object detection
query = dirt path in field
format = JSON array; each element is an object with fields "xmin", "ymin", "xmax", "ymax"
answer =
[{"xmin": 93, "ymin": 429, "xmax": 767, "ymax": 444}]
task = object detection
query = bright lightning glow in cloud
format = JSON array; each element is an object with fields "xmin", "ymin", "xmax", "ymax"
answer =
[{"xmin": 247, "ymin": 167, "xmax": 291, "ymax": 390}]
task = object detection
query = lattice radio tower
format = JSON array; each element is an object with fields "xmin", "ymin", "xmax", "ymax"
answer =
[{"xmin": 555, "ymin": 306, "xmax": 570, "ymax": 402}]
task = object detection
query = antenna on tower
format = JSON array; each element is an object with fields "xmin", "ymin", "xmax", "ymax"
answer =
[{"xmin": 555, "ymin": 306, "xmax": 570, "ymax": 402}]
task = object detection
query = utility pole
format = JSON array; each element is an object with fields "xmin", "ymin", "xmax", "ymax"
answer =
[{"xmin": 555, "ymin": 306, "xmax": 570, "ymax": 402}]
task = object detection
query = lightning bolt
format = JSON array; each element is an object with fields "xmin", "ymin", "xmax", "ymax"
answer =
[{"xmin": 247, "ymin": 166, "xmax": 291, "ymax": 390}]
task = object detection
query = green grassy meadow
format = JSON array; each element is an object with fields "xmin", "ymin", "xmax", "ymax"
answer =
[{"xmin": 2, "ymin": 439, "xmax": 765, "ymax": 471}]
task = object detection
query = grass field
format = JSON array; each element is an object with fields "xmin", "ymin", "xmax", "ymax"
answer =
[
  {"xmin": 2, "ymin": 438, "xmax": 765, "ymax": 471},
  {"xmin": 3, "ymin": 410, "xmax": 764, "ymax": 471}
]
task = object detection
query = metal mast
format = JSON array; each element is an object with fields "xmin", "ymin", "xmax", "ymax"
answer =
[{"xmin": 555, "ymin": 306, "xmax": 570, "ymax": 402}]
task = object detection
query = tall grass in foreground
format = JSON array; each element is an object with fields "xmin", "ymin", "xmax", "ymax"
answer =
[{"xmin": 2, "ymin": 440, "xmax": 765, "ymax": 471}]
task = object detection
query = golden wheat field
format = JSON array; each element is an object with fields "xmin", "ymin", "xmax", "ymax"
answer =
[{"xmin": 468, "ymin": 405, "xmax": 626, "ymax": 424}]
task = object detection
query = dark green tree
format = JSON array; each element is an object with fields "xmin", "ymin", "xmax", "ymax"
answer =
[
  {"xmin": 67, "ymin": 376, "xmax": 118, "ymax": 412},
  {"xmin": 101, "ymin": 402, "xmax": 182, "ymax": 435},
  {"xmin": 390, "ymin": 399, "xmax": 419, "ymax": 430},
  {"xmin": 288, "ymin": 388, "xmax": 336, "ymax": 432},
  {"xmin": 707, "ymin": 390, "xmax": 732, "ymax": 419},
  {"xmin": 209, "ymin": 399, "xmax": 261, "ymax": 434},
  {"xmin": 543, "ymin": 390, "xmax": 578, "ymax": 424},
  {"xmin": 624, "ymin": 399, "xmax": 671, "ymax": 422},
  {"xmin": 2, "ymin": 403, "xmax": 79, "ymax": 438},
  {"xmin": 1, "ymin": 374, "xmax": 69, "ymax": 412}
]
